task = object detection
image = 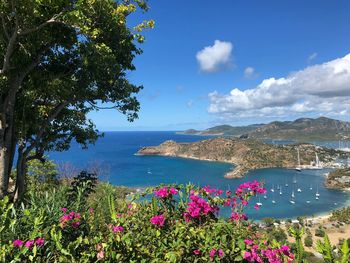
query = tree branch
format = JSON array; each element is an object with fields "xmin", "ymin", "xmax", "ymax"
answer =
[
  {"xmin": 0, "ymin": 14, "xmax": 9, "ymax": 41},
  {"xmin": 18, "ymin": 9, "xmax": 67, "ymax": 36}
]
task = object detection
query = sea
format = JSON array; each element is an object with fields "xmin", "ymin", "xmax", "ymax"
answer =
[{"xmin": 49, "ymin": 131, "xmax": 350, "ymax": 220}]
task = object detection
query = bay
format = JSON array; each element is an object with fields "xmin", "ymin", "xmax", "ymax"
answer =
[{"xmin": 49, "ymin": 131, "xmax": 350, "ymax": 220}]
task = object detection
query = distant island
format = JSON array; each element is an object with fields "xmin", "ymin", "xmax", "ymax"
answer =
[
  {"xmin": 137, "ymin": 137, "xmax": 347, "ymax": 178},
  {"xmin": 178, "ymin": 117, "xmax": 350, "ymax": 141}
]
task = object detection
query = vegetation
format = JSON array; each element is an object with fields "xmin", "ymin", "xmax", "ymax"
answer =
[
  {"xmin": 0, "ymin": 0, "xmax": 154, "ymax": 201},
  {"xmin": 0, "ymin": 169, "xmax": 298, "ymax": 262},
  {"xmin": 325, "ymin": 168, "xmax": 350, "ymax": 190},
  {"xmin": 330, "ymin": 206, "xmax": 350, "ymax": 223}
]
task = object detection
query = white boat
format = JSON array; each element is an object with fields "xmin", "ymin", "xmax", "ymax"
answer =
[
  {"xmin": 256, "ymin": 197, "xmax": 262, "ymax": 206},
  {"xmin": 295, "ymin": 148, "xmax": 302, "ymax": 171},
  {"xmin": 309, "ymin": 152, "xmax": 323, "ymax": 170},
  {"xmin": 306, "ymin": 200, "xmax": 311, "ymax": 203},
  {"xmin": 316, "ymin": 196, "xmax": 319, "ymax": 200},
  {"xmin": 147, "ymin": 168, "xmax": 152, "ymax": 174},
  {"xmin": 293, "ymin": 176, "xmax": 297, "ymax": 184},
  {"xmin": 279, "ymin": 189, "xmax": 282, "ymax": 195},
  {"xmin": 263, "ymin": 195, "xmax": 267, "ymax": 199},
  {"xmin": 309, "ymin": 185, "xmax": 313, "ymax": 190},
  {"xmin": 290, "ymin": 200, "xmax": 295, "ymax": 204},
  {"xmin": 297, "ymin": 188, "xmax": 302, "ymax": 193},
  {"xmin": 270, "ymin": 185, "xmax": 275, "ymax": 192},
  {"xmin": 272, "ymin": 200, "xmax": 276, "ymax": 204},
  {"xmin": 291, "ymin": 190, "xmax": 295, "ymax": 198},
  {"xmin": 315, "ymin": 186, "xmax": 320, "ymax": 197}
]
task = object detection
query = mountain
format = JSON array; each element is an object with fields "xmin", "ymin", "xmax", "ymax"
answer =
[
  {"xmin": 180, "ymin": 124, "xmax": 263, "ymax": 136},
  {"xmin": 249, "ymin": 117, "xmax": 350, "ymax": 140},
  {"xmin": 180, "ymin": 117, "xmax": 350, "ymax": 141}
]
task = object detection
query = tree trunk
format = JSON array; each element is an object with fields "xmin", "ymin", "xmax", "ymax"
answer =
[
  {"xmin": 14, "ymin": 145, "xmax": 26, "ymax": 202},
  {"xmin": 0, "ymin": 77, "xmax": 20, "ymax": 199}
]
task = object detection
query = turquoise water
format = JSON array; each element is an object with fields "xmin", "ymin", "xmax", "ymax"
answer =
[{"xmin": 49, "ymin": 132, "xmax": 350, "ymax": 220}]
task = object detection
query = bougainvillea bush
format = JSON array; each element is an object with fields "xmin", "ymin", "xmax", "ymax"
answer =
[{"xmin": 0, "ymin": 181, "xmax": 295, "ymax": 262}]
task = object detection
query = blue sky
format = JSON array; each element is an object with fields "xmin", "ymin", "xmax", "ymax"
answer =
[{"xmin": 90, "ymin": 0, "xmax": 350, "ymax": 131}]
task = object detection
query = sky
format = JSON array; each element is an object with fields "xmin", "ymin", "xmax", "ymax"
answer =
[{"xmin": 89, "ymin": 0, "xmax": 350, "ymax": 131}]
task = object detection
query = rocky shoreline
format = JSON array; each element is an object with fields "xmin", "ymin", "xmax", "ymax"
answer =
[{"xmin": 136, "ymin": 137, "xmax": 343, "ymax": 178}]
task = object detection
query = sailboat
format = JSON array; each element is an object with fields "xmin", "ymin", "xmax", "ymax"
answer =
[
  {"xmin": 293, "ymin": 176, "xmax": 297, "ymax": 184},
  {"xmin": 147, "ymin": 168, "xmax": 152, "ymax": 174},
  {"xmin": 309, "ymin": 184, "xmax": 313, "ymax": 190},
  {"xmin": 297, "ymin": 186, "xmax": 302, "ymax": 193},
  {"xmin": 315, "ymin": 186, "xmax": 320, "ymax": 199},
  {"xmin": 279, "ymin": 188, "xmax": 282, "ymax": 195},
  {"xmin": 272, "ymin": 192, "xmax": 276, "ymax": 204},
  {"xmin": 295, "ymin": 148, "xmax": 302, "ymax": 172},
  {"xmin": 256, "ymin": 197, "xmax": 262, "ymax": 207},
  {"xmin": 285, "ymin": 179, "xmax": 289, "ymax": 187},
  {"xmin": 290, "ymin": 190, "xmax": 295, "ymax": 204},
  {"xmin": 310, "ymin": 152, "xmax": 323, "ymax": 169},
  {"xmin": 270, "ymin": 185, "xmax": 275, "ymax": 192}
]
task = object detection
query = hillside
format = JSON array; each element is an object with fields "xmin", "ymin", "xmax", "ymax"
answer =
[
  {"xmin": 325, "ymin": 167, "xmax": 350, "ymax": 189},
  {"xmin": 180, "ymin": 117, "xmax": 350, "ymax": 141},
  {"xmin": 249, "ymin": 117, "xmax": 350, "ymax": 141},
  {"xmin": 137, "ymin": 137, "xmax": 341, "ymax": 178}
]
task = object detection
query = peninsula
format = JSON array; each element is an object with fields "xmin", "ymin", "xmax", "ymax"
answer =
[
  {"xmin": 136, "ymin": 137, "xmax": 344, "ymax": 178},
  {"xmin": 325, "ymin": 167, "xmax": 350, "ymax": 190}
]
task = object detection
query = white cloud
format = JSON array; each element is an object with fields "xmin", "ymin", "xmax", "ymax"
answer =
[
  {"xmin": 308, "ymin": 52, "xmax": 318, "ymax": 62},
  {"xmin": 208, "ymin": 53, "xmax": 350, "ymax": 120},
  {"xmin": 196, "ymin": 40, "xmax": 233, "ymax": 73},
  {"xmin": 244, "ymin": 67, "xmax": 255, "ymax": 78}
]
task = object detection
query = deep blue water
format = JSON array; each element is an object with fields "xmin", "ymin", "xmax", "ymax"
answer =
[{"xmin": 49, "ymin": 132, "xmax": 350, "ymax": 220}]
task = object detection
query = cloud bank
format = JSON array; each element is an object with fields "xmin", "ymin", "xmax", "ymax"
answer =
[
  {"xmin": 208, "ymin": 53, "xmax": 350, "ymax": 120},
  {"xmin": 196, "ymin": 40, "xmax": 233, "ymax": 73}
]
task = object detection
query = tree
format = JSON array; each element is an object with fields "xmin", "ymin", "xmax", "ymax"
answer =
[{"xmin": 0, "ymin": 0, "xmax": 154, "ymax": 199}]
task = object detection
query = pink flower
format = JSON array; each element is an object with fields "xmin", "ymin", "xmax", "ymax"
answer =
[
  {"xmin": 244, "ymin": 251, "xmax": 253, "ymax": 261},
  {"xmin": 35, "ymin": 237, "xmax": 45, "ymax": 247},
  {"xmin": 12, "ymin": 239, "xmax": 23, "ymax": 247},
  {"xmin": 97, "ymin": 250, "xmax": 105, "ymax": 260},
  {"xmin": 245, "ymin": 239, "xmax": 253, "ymax": 246},
  {"xmin": 193, "ymin": 249, "xmax": 201, "ymax": 255},
  {"xmin": 25, "ymin": 240, "xmax": 35, "ymax": 248},
  {"xmin": 89, "ymin": 208, "xmax": 94, "ymax": 215},
  {"xmin": 150, "ymin": 214, "xmax": 165, "ymax": 227},
  {"xmin": 61, "ymin": 207, "xmax": 67, "ymax": 213},
  {"xmin": 169, "ymin": 187, "xmax": 178, "ymax": 195},
  {"xmin": 112, "ymin": 225, "xmax": 124, "ymax": 233},
  {"xmin": 209, "ymin": 249, "xmax": 216, "ymax": 258},
  {"xmin": 280, "ymin": 245, "xmax": 290, "ymax": 255},
  {"xmin": 218, "ymin": 249, "xmax": 224, "ymax": 258},
  {"xmin": 254, "ymin": 204, "xmax": 260, "ymax": 210},
  {"xmin": 154, "ymin": 187, "xmax": 178, "ymax": 198}
]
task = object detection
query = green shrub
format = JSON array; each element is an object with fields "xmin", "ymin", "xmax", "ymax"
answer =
[
  {"xmin": 304, "ymin": 235, "xmax": 313, "ymax": 247},
  {"xmin": 315, "ymin": 228, "xmax": 325, "ymax": 237}
]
